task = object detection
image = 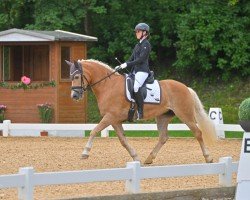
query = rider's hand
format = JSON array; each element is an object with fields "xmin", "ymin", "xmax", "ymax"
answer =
[
  {"xmin": 120, "ymin": 63, "xmax": 127, "ymax": 69},
  {"xmin": 115, "ymin": 63, "xmax": 127, "ymax": 71}
]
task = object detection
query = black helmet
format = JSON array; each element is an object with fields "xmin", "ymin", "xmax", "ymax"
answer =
[{"xmin": 134, "ymin": 23, "xmax": 150, "ymax": 32}]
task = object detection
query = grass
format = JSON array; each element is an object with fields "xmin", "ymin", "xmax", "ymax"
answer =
[
  {"xmin": 225, "ymin": 131, "xmax": 243, "ymax": 138},
  {"xmin": 84, "ymin": 130, "xmax": 243, "ymax": 138},
  {"xmin": 197, "ymin": 80, "xmax": 250, "ymax": 124}
]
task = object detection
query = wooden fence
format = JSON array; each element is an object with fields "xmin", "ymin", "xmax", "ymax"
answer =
[
  {"xmin": 0, "ymin": 120, "xmax": 244, "ymax": 137},
  {"xmin": 0, "ymin": 157, "xmax": 238, "ymax": 200}
]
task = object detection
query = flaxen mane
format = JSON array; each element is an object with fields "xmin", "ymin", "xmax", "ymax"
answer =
[{"xmin": 81, "ymin": 59, "xmax": 117, "ymax": 73}]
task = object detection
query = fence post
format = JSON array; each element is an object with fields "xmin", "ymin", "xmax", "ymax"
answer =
[
  {"xmin": 219, "ymin": 157, "xmax": 233, "ymax": 186},
  {"xmin": 125, "ymin": 161, "xmax": 141, "ymax": 193},
  {"xmin": 3, "ymin": 120, "xmax": 11, "ymax": 137},
  {"xmin": 18, "ymin": 167, "xmax": 34, "ymax": 200},
  {"xmin": 101, "ymin": 128, "xmax": 109, "ymax": 137}
]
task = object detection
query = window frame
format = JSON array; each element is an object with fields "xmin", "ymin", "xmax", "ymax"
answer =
[{"xmin": 60, "ymin": 45, "xmax": 71, "ymax": 82}]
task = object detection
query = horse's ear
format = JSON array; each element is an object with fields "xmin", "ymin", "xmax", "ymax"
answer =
[{"xmin": 65, "ymin": 60, "xmax": 72, "ymax": 66}]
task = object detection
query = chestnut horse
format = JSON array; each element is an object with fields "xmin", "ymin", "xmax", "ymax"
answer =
[{"xmin": 66, "ymin": 59, "xmax": 217, "ymax": 164}]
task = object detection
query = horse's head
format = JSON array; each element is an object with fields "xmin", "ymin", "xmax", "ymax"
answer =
[{"xmin": 65, "ymin": 60, "xmax": 86, "ymax": 101}]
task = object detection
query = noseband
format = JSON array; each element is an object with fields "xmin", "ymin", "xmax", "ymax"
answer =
[{"xmin": 71, "ymin": 73, "xmax": 89, "ymax": 95}]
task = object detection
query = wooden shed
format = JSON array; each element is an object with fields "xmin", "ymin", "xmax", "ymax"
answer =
[{"xmin": 0, "ymin": 28, "xmax": 97, "ymax": 123}]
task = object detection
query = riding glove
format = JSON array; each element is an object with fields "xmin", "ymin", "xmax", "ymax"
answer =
[
  {"xmin": 115, "ymin": 63, "xmax": 127, "ymax": 71},
  {"xmin": 120, "ymin": 63, "xmax": 127, "ymax": 69}
]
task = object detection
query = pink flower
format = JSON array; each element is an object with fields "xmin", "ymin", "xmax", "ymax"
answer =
[
  {"xmin": 21, "ymin": 76, "xmax": 31, "ymax": 85},
  {"xmin": 0, "ymin": 105, "xmax": 6, "ymax": 114},
  {"xmin": 0, "ymin": 105, "xmax": 7, "ymax": 111}
]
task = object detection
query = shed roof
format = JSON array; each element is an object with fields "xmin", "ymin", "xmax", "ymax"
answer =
[{"xmin": 0, "ymin": 28, "xmax": 98, "ymax": 42}]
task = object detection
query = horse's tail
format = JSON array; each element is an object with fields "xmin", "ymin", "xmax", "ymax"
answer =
[{"xmin": 188, "ymin": 87, "xmax": 217, "ymax": 145}]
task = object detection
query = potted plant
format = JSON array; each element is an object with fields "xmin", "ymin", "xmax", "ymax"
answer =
[
  {"xmin": 37, "ymin": 103, "xmax": 53, "ymax": 136},
  {"xmin": 238, "ymin": 97, "xmax": 250, "ymax": 132},
  {"xmin": 0, "ymin": 105, "xmax": 7, "ymax": 136},
  {"xmin": 0, "ymin": 104, "xmax": 6, "ymax": 123}
]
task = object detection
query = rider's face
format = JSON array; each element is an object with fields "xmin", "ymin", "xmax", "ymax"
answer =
[{"xmin": 135, "ymin": 30, "xmax": 143, "ymax": 39}]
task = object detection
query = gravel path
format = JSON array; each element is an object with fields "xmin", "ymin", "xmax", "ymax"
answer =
[{"xmin": 0, "ymin": 137, "xmax": 241, "ymax": 200}]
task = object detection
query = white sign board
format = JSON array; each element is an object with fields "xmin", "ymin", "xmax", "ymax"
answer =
[
  {"xmin": 235, "ymin": 132, "xmax": 250, "ymax": 200},
  {"xmin": 209, "ymin": 108, "xmax": 225, "ymax": 138}
]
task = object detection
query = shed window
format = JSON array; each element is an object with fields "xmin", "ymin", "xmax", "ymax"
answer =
[
  {"xmin": 2, "ymin": 46, "xmax": 10, "ymax": 81},
  {"xmin": 1, "ymin": 45, "xmax": 49, "ymax": 82},
  {"xmin": 61, "ymin": 47, "xmax": 70, "ymax": 80}
]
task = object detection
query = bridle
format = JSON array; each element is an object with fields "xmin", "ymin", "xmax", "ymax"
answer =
[
  {"xmin": 71, "ymin": 73, "xmax": 89, "ymax": 95},
  {"xmin": 71, "ymin": 62, "xmax": 117, "ymax": 95}
]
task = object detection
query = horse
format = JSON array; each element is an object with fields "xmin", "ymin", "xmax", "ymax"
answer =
[{"xmin": 65, "ymin": 59, "xmax": 217, "ymax": 164}]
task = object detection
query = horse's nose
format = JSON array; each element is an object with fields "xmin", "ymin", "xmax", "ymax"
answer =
[
  {"xmin": 73, "ymin": 93, "xmax": 78, "ymax": 99},
  {"xmin": 71, "ymin": 92, "xmax": 79, "ymax": 100}
]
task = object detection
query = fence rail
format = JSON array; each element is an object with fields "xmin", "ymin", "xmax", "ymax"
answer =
[
  {"xmin": 0, "ymin": 157, "xmax": 238, "ymax": 200},
  {"xmin": 0, "ymin": 120, "xmax": 244, "ymax": 137}
]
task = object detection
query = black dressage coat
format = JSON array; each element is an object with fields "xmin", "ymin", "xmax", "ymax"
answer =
[{"xmin": 126, "ymin": 38, "xmax": 151, "ymax": 73}]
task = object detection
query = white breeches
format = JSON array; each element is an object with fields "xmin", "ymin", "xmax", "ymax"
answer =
[{"xmin": 134, "ymin": 72, "xmax": 148, "ymax": 92}]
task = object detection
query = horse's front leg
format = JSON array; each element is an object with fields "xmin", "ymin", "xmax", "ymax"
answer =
[
  {"xmin": 82, "ymin": 115, "xmax": 110, "ymax": 159},
  {"xmin": 112, "ymin": 123, "xmax": 140, "ymax": 162}
]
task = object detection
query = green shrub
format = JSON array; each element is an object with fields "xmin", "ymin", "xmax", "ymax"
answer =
[{"xmin": 238, "ymin": 98, "xmax": 250, "ymax": 121}]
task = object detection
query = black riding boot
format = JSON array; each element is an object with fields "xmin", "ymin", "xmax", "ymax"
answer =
[{"xmin": 134, "ymin": 89, "xmax": 144, "ymax": 119}]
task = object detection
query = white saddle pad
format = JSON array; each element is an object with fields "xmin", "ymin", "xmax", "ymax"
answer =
[{"xmin": 125, "ymin": 76, "xmax": 161, "ymax": 104}]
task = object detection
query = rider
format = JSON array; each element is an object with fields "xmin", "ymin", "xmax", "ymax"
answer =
[{"xmin": 115, "ymin": 22, "xmax": 151, "ymax": 119}]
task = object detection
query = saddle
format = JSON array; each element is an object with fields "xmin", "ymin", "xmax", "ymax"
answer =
[
  {"xmin": 125, "ymin": 71, "xmax": 161, "ymax": 121},
  {"xmin": 126, "ymin": 71, "xmax": 153, "ymax": 99}
]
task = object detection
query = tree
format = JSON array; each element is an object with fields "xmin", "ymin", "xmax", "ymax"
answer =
[
  {"xmin": 0, "ymin": 0, "xmax": 249, "ymax": 80},
  {"xmin": 25, "ymin": 0, "xmax": 106, "ymax": 33},
  {"xmin": 0, "ymin": 0, "xmax": 32, "ymax": 31},
  {"xmin": 174, "ymin": 0, "xmax": 250, "ymax": 80}
]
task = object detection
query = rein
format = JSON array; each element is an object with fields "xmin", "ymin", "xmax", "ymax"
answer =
[
  {"xmin": 71, "ymin": 69, "xmax": 117, "ymax": 93},
  {"xmin": 89, "ymin": 70, "xmax": 117, "ymax": 88}
]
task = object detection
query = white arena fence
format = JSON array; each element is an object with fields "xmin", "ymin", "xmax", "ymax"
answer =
[
  {"xmin": 0, "ymin": 120, "xmax": 244, "ymax": 137},
  {"xmin": 0, "ymin": 157, "xmax": 238, "ymax": 200}
]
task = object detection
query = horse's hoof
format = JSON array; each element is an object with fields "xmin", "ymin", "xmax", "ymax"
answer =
[
  {"xmin": 206, "ymin": 158, "xmax": 213, "ymax": 163},
  {"xmin": 82, "ymin": 154, "xmax": 89, "ymax": 159},
  {"xmin": 144, "ymin": 161, "xmax": 153, "ymax": 165},
  {"xmin": 144, "ymin": 158, "xmax": 153, "ymax": 165},
  {"xmin": 144, "ymin": 154, "xmax": 154, "ymax": 164}
]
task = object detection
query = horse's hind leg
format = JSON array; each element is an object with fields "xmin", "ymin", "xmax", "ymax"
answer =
[
  {"xmin": 186, "ymin": 122, "xmax": 213, "ymax": 163},
  {"xmin": 144, "ymin": 113, "xmax": 173, "ymax": 164},
  {"xmin": 112, "ymin": 123, "xmax": 140, "ymax": 161}
]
